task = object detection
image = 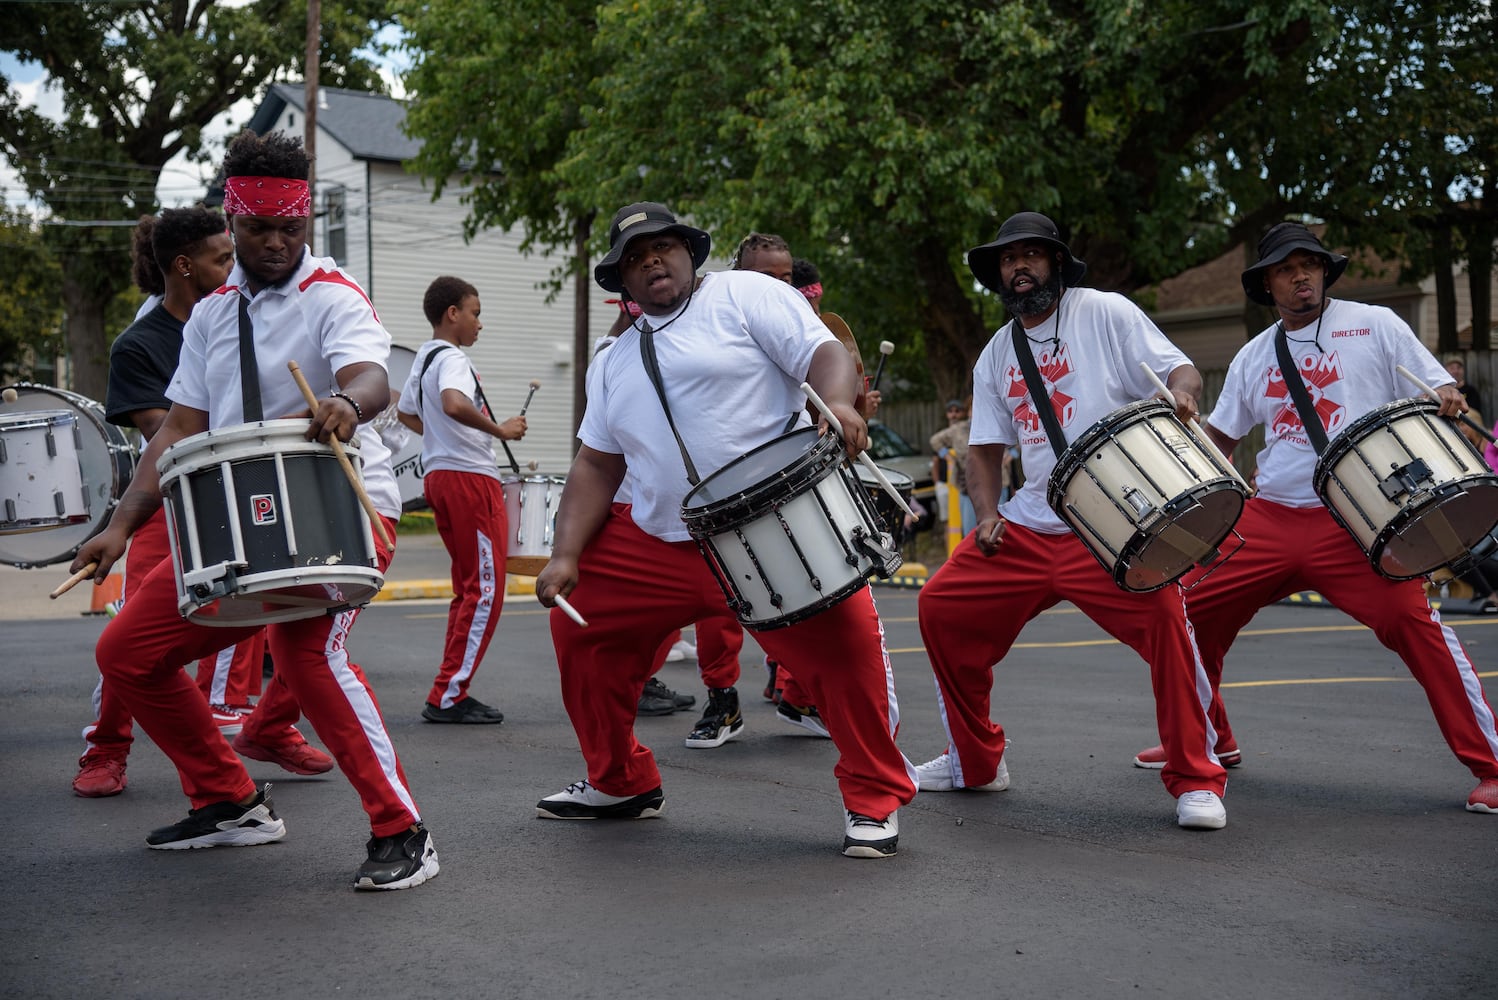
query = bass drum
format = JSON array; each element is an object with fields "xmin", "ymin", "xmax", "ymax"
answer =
[
  {"xmin": 0, "ymin": 383, "xmax": 137, "ymax": 568},
  {"xmin": 371, "ymin": 344, "xmax": 428, "ymax": 511}
]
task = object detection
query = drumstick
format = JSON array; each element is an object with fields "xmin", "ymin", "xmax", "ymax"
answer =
[
  {"xmin": 50, "ymin": 561, "xmax": 98, "ymax": 599},
  {"xmin": 870, "ymin": 341, "xmax": 895, "ymax": 392},
  {"xmin": 499, "ymin": 440, "xmax": 521, "ymax": 475},
  {"xmin": 553, "ymin": 593, "xmax": 589, "ymax": 627},
  {"xmin": 799, "ymin": 381, "xmax": 917, "ymax": 520},
  {"xmin": 520, "ymin": 379, "xmax": 541, "ymax": 416},
  {"xmin": 1137, "ymin": 363, "xmax": 1250, "ymax": 488},
  {"xmin": 287, "ymin": 362, "xmax": 394, "ymax": 549},
  {"xmin": 1396, "ymin": 364, "xmax": 1497, "ymax": 443}
]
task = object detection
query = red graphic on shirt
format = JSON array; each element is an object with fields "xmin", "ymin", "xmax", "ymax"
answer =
[
  {"xmin": 1266, "ymin": 350, "xmax": 1345, "ymax": 438},
  {"xmin": 1006, "ymin": 343, "xmax": 1078, "ymax": 434}
]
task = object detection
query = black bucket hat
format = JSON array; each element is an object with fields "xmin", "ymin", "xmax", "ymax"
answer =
[
  {"xmin": 1240, "ymin": 222, "xmax": 1349, "ymax": 305},
  {"xmin": 967, "ymin": 211, "xmax": 1087, "ymax": 295},
  {"xmin": 594, "ymin": 202, "xmax": 712, "ymax": 293}
]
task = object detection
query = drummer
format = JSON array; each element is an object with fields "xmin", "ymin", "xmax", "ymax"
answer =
[
  {"xmin": 72, "ymin": 129, "xmax": 438, "ymax": 890},
  {"xmin": 913, "ymin": 211, "xmax": 1229, "ymax": 830},
  {"xmin": 533, "ymin": 202, "xmax": 917, "ymax": 858},
  {"xmin": 1127, "ymin": 222, "xmax": 1498, "ymax": 815}
]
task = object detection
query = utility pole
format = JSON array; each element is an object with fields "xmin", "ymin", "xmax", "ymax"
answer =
[{"xmin": 304, "ymin": 0, "xmax": 320, "ymax": 250}]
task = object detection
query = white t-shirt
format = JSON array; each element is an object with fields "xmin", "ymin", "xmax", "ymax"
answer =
[
  {"xmin": 396, "ymin": 339, "xmax": 499, "ymax": 481},
  {"xmin": 167, "ymin": 251, "xmax": 402, "ymax": 518},
  {"xmin": 580, "ymin": 269, "xmax": 835, "ymax": 541},
  {"xmin": 1208, "ymin": 298, "xmax": 1453, "ymax": 508},
  {"xmin": 970, "ymin": 287, "xmax": 1191, "ymax": 535}
]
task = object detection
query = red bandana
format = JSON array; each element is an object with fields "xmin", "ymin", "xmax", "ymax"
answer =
[
  {"xmin": 223, "ymin": 176, "xmax": 311, "ymax": 218},
  {"xmin": 797, "ymin": 281, "xmax": 823, "ymax": 301}
]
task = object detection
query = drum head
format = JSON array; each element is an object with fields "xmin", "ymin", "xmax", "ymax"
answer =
[
  {"xmin": 1123, "ymin": 485, "xmax": 1245, "ymax": 591},
  {"xmin": 684, "ymin": 427, "xmax": 835, "ymax": 508},
  {"xmin": 1376, "ymin": 482, "xmax": 1498, "ymax": 579},
  {"xmin": 0, "ymin": 384, "xmax": 137, "ymax": 568}
]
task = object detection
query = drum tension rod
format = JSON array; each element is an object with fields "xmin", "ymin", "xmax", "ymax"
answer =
[{"xmin": 1379, "ymin": 459, "xmax": 1432, "ymax": 501}]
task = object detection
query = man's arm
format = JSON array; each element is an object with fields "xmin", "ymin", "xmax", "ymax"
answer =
[
  {"xmin": 534, "ymin": 445, "xmax": 626, "ymax": 605},
  {"xmin": 804, "ymin": 340, "xmax": 866, "ymax": 455},
  {"xmin": 965, "ymin": 442, "xmax": 1011, "ymax": 555}
]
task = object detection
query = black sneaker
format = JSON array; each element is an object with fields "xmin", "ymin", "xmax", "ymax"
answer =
[
  {"xmin": 684, "ymin": 687, "xmax": 745, "ymax": 749},
  {"xmin": 145, "ymin": 784, "xmax": 286, "ymax": 850},
  {"xmin": 638, "ymin": 677, "xmax": 692, "ymax": 716},
  {"xmin": 422, "ymin": 696, "xmax": 505, "ymax": 724},
  {"xmin": 843, "ymin": 809, "xmax": 899, "ymax": 859},
  {"xmin": 535, "ymin": 780, "xmax": 665, "ymax": 820},
  {"xmin": 776, "ymin": 700, "xmax": 831, "ymax": 739},
  {"xmin": 354, "ymin": 824, "xmax": 440, "ymax": 891}
]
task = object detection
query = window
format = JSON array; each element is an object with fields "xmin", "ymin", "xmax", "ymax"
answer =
[{"xmin": 325, "ymin": 186, "xmax": 347, "ymax": 266}]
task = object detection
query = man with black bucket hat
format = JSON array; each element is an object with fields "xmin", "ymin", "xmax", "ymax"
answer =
[
  {"xmin": 1128, "ymin": 221, "xmax": 1498, "ymax": 815},
  {"xmin": 532, "ymin": 202, "xmax": 917, "ymax": 858},
  {"xmin": 913, "ymin": 211, "xmax": 1231, "ymax": 831}
]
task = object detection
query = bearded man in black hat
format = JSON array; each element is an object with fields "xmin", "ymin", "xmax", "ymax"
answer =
[
  {"xmin": 532, "ymin": 202, "xmax": 917, "ymax": 858},
  {"xmin": 1127, "ymin": 221, "xmax": 1498, "ymax": 815},
  {"xmin": 913, "ymin": 211, "xmax": 1231, "ymax": 831}
]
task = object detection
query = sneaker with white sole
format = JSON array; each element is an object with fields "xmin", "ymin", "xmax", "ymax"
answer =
[
  {"xmin": 1176, "ymin": 789, "xmax": 1227, "ymax": 830},
  {"xmin": 684, "ymin": 687, "xmax": 744, "ymax": 749},
  {"xmin": 354, "ymin": 824, "xmax": 439, "ymax": 891},
  {"xmin": 1467, "ymin": 778, "xmax": 1498, "ymax": 814},
  {"xmin": 145, "ymin": 784, "xmax": 286, "ymax": 849},
  {"xmin": 535, "ymin": 780, "xmax": 665, "ymax": 820},
  {"xmin": 914, "ymin": 751, "xmax": 1010, "ymax": 792},
  {"xmin": 665, "ymin": 639, "xmax": 697, "ymax": 663},
  {"xmin": 775, "ymin": 700, "xmax": 830, "ymax": 738},
  {"xmin": 1133, "ymin": 742, "xmax": 1242, "ymax": 769},
  {"xmin": 209, "ymin": 704, "xmax": 247, "ymax": 739},
  {"xmin": 843, "ymin": 809, "xmax": 898, "ymax": 858}
]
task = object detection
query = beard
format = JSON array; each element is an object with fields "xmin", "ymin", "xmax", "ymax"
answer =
[
  {"xmin": 238, "ymin": 245, "xmax": 307, "ymax": 291},
  {"xmin": 998, "ymin": 269, "xmax": 1063, "ymax": 318}
]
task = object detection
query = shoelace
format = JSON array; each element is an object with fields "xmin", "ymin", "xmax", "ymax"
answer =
[
  {"xmin": 915, "ymin": 755, "xmax": 949, "ymax": 773},
  {"xmin": 563, "ymin": 779, "xmax": 593, "ymax": 796},
  {"xmin": 847, "ymin": 812, "xmax": 887, "ymax": 829},
  {"xmin": 1180, "ymin": 791, "xmax": 1218, "ymax": 806}
]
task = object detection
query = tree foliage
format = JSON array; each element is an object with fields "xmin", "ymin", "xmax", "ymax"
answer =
[
  {"xmin": 0, "ymin": 206, "xmax": 63, "ymax": 380},
  {"xmin": 0, "ymin": 0, "xmax": 391, "ymax": 398}
]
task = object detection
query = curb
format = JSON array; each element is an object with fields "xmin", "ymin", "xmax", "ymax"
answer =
[{"xmin": 372, "ymin": 573, "xmax": 540, "ymax": 602}]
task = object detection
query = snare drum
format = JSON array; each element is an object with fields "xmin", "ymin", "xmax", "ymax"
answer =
[
  {"xmin": 0, "ymin": 409, "xmax": 88, "ymax": 532},
  {"xmin": 681, "ymin": 427, "xmax": 901, "ymax": 631},
  {"xmin": 0, "ymin": 384, "xmax": 136, "ymax": 568},
  {"xmin": 374, "ymin": 344, "xmax": 429, "ymax": 511},
  {"xmin": 855, "ymin": 464, "xmax": 915, "ymax": 549},
  {"xmin": 1048, "ymin": 399, "xmax": 1247, "ymax": 592},
  {"xmin": 158, "ymin": 420, "xmax": 383, "ymax": 626},
  {"xmin": 502, "ymin": 472, "xmax": 564, "ymax": 575},
  {"xmin": 1314, "ymin": 397, "xmax": 1498, "ymax": 579}
]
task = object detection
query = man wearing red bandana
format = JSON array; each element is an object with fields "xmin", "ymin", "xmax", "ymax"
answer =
[{"xmin": 72, "ymin": 130, "xmax": 438, "ymax": 891}]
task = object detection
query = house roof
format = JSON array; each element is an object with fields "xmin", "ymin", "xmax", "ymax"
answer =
[{"xmin": 246, "ymin": 83, "xmax": 421, "ymax": 164}]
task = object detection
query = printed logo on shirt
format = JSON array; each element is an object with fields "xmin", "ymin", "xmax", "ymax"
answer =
[
  {"xmin": 1265, "ymin": 350, "xmax": 1346, "ymax": 439},
  {"xmin": 1005, "ymin": 343, "xmax": 1077, "ymax": 435},
  {"xmin": 1331, "ymin": 327, "xmax": 1371, "ymax": 338},
  {"xmin": 250, "ymin": 494, "xmax": 278, "ymax": 526}
]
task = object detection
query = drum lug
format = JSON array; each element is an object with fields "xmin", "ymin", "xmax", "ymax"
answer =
[{"xmin": 1379, "ymin": 459, "xmax": 1432, "ymax": 501}]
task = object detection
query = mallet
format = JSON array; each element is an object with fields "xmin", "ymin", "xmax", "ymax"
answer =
[{"xmin": 870, "ymin": 341, "xmax": 895, "ymax": 392}]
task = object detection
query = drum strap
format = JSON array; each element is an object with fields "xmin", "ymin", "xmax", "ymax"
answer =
[
  {"xmin": 418, "ymin": 343, "xmax": 520, "ymax": 474},
  {"xmin": 1273, "ymin": 326, "xmax": 1330, "ymax": 454},
  {"xmin": 237, "ymin": 295, "xmax": 263, "ymax": 422},
  {"xmin": 638, "ymin": 322, "xmax": 701, "ymax": 486},
  {"xmin": 1009, "ymin": 320, "xmax": 1068, "ymax": 459}
]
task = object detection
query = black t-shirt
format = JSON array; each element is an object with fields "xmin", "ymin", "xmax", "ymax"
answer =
[{"xmin": 105, "ymin": 304, "xmax": 184, "ymax": 429}]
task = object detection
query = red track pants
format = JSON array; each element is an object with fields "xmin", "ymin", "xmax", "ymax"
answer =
[{"xmin": 423, "ymin": 470, "xmax": 507, "ymax": 709}]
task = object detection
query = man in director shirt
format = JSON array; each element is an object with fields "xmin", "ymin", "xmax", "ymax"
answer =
[{"xmin": 73, "ymin": 130, "xmax": 438, "ymax": 891}]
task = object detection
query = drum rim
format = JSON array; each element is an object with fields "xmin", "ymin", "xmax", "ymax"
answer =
[
  {"xmin": 1362, "ymin": 477, "xmax": 1498, "ymax": 580},
  {"xmin": 158, "ymin": 420, "xmax": 362, "ymax": 478},
  {"xmin": 681, "ymin": 426, "xmax": 841, "ymax": 526}
]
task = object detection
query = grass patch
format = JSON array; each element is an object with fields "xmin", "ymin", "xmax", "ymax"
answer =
[{"xmin": 397, "ymin": 510, "xmax": 439, "ymax": 534}]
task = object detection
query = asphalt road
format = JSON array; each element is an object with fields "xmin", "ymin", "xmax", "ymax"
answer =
[{"xmin": 3, "ymin": 580, "xmax": 1496, "ymax": 999}]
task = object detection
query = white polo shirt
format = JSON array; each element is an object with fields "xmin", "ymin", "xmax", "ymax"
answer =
[
  {"xmin": 167, "ymin": 251, "xmax": 402, "ymax": 518},
  {"xmin": 396, "ymin": 340, "xmax": 500, "ymax": 481}
]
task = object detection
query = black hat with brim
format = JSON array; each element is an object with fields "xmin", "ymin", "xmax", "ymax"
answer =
[
  {"xmin": 967, "ymin": 211, "xmax": 1087, "ymax": 295},
  {"xmin": 1240, "ymin": 222, "xmax": 1349, "ymax": 305},
  {"xmin": 594, "ymin": 202, "xmax": 712, "ymax": 293}
]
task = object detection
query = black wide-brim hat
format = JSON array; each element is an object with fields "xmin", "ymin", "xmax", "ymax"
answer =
[
  {"xmin": 594, "ymin": 202, "xmax": 712, "ymax": 293},
  {"xmin": 1240, "ymin": 222, "xmax": 1349, "ymax": 305},
  {"xmin": 967, "ymin": 211, "xmax": 1087, "ymax": 294}
]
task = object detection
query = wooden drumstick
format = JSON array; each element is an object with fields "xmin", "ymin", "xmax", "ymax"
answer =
[
  {"xmin": 287, "ymin": 361, "xmax": 394, "ymax": 549},
  {"xmin": 1138, "ymin": 363, "xmax": 1250, "ymax": 488},
  {"xmin": 553, "ymin": 593, "xmax": 589, "ymax": 627},
  {"xmin": 1396, "ymin": 364, "xmax": 1497, "ymax": 443},
  {"xmin": 799, "ymin": 381, "xmax": 917, "ymax": 520},
  {"xmin": 871, "ymin": 341, "xmax": 895, "ymax": 392},
  {"xmin": 50, "ymin": 561, "xmax": 99, "ymax": 600},
  {"xmin": 520, "ymin": 379, "xmax": 541, "ymax": 416}
]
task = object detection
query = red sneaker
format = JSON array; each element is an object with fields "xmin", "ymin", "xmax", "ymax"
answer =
[
  {"xmin": 232, "ymin": 729, "xmax": 335, "ymax": 775},
  {"xmin": 73, "ymin": 754, "xmax": 128, "ymax": 797},
  {"xmin": 210, "ymin": 704, "xmax": 247, "ymax": 738},
  {"xmin": 1132, "ymin": 742, "xmax": 1241, "ymax": 769},
  {"xmin": 1467, "ymin": 778, "xmax": 1498, "ymax": 813}
]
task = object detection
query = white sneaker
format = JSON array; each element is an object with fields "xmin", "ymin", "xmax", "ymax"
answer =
[
  {"xmin": 535, "ymin": 780, "xmax": 664, "ymax": 820},
  {"xmin": 914, "ymin": 751, "xmax": 1009, "ymax": 792},
  {"xmin": 843, "ymin": 809, "xmax": 898, "ymax": 858},
  {"xmin": 665, "ymin": 639, "xmax": 697, "ymax": 663},
  {"xmin": 1176, "ymin": 790, "xmax": 1227, "ymax": 830}
]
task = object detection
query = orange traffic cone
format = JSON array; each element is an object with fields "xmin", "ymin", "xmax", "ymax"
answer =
[{"xmin": 87, "ymin": 573, "xmax": 124, "ymax": 616}]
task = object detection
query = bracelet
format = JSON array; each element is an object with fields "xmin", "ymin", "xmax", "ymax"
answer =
[{"xmin": 329, "ymin": 391, "xmax": 363, "ymax": 421}]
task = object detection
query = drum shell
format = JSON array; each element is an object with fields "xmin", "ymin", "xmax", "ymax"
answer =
[
  {"xmin": 1048, "ymin": 399, "xmax": 1246, "ymax": 592},
  {"xmin": 158, "ymin": 420, "xmax": 382, "ymax": 625},
  {"xmin": 502, "ymin": 473, "xmax": 564, "ymax": 576},
  {"xmin": 0, "ymin": 409, "xmax": 89, "ymax": 532},
  {"xmin": 0, "ymin": 384, "xmax": 137, "ymax": 568},
  {"xmin": 855, "ymin": 463, "xmax": 915, "ymax": 548},
  {"xmin": 1313, "ymin": 397, "xmax": 1498, "ymax": 579}
]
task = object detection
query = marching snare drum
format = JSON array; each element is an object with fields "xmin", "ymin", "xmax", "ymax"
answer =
[
  {"xmin": 0, "ymin": 384, "xmax": 136, "ymax": 568},
  {"xmin": 502, "ymin": 472, "xmax": 563, "ymax": 576},
  {"xmin": 855, "ymin": 463, "xmax": 915, "ymax": 549},
  {"xmin": 681, "ymin": 426, "xmax": 901, "ymax": 631},
  {"xmin": 158, "ymin": 420, "xmax": 383, "ymax": 626},
  {"xmin": 1313, "ymin": 397, "xmax": 1498, "ymax": 580},
  {"xmin": 0, "ymin": 409, "xmax": 88, "ymax": 532},
  {"xmin": 374, "ymin": 344, "xmax": 430, "ymax": 511},
  {"xmin": 1048, "ymin": 398, "xmax": 1247, "ymax": 593}
]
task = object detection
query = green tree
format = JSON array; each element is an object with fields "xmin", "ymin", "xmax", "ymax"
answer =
[
  {"xmin": 0, "ymin": 204, "xmax": 64, "ymax": 380},
  {"xmin": 0, "ymin": 0, "xmax": 392, "ymax": 400}
]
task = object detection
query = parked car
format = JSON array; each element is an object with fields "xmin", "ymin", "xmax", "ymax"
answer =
[{"xmin": 865, "ymin": 421, "xmax": 935, "ymax": 499}]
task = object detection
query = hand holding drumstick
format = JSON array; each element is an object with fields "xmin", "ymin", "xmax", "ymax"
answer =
[{"xmin": 288, "ymin": 361, "xmax": 393, "ymax": 549}]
